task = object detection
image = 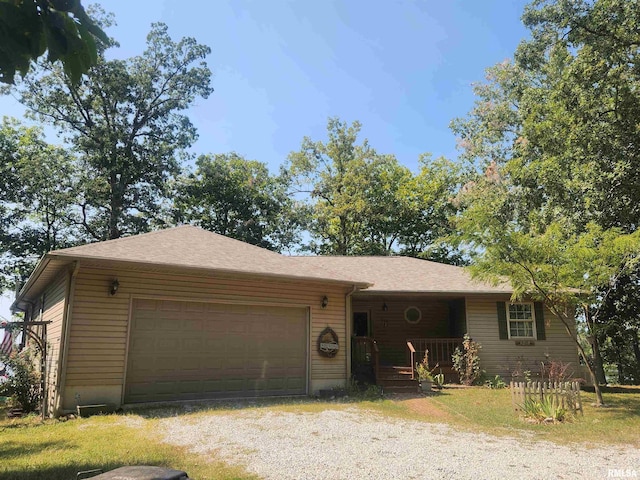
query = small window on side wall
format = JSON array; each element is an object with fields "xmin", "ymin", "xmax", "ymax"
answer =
[{"xmin": 404, "ymin": 306, "xmax": 421, "ymax": 324}]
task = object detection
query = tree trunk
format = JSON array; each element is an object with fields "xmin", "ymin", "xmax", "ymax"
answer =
[
  {"xmin": 109, "ymin": 176, "xmax": 122, "ymax": 240},
  {"xmin": 632, "ymin": 333, "xmax": 640, "ymax": 384},
  {"xmin": 616, "ymin": 361, "xmax": 624, "ymax": 384},
  {"xmin": 611, "ymin": 337, "xmax": 625, "ymax": 385},
  {"xmin": 591, "ymin": 334, "xmax": 608, "ymax": 385},
  {"xmin": 552, "ymin": 304, "xmax": 605, "ymax": 406},
  {"xmin": 109, "ymin": 207, "xmax": 120, "ymax": 239},
  {"xmin": 584, "ymin": 305, "xmax": 607, "ymax": 384},
  {"xmin": 578, "ymin": 341, "xmax": 605, "ymax": 406}
]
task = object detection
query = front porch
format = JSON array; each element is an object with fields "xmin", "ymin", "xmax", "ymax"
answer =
[
  {"xmin": 350, "ymin": 294, "xmax": 467, "ymax": 392},
  {"xmin": 352, "ymin": 337, "xmax": 464, "ymax": 392}
]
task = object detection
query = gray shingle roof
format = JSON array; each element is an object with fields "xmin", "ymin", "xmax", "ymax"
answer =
[
  {"xmin": 50, "ymin": 225, "xmax": 369, "ymax": 285},
  {"xmin": 17, "ymin": 227, "xmax": 511, "ymax": 310},
  {"xmin": 294, "ymin": 256, "xmax": 512, "ymax": 294}
]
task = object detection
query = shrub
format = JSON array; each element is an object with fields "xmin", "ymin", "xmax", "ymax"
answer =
[
  {"xmin": 415, "ymin": 350, "xmax": 438, "ymax": 382},
  {"xmin": 451, "ymin": 334, "xmax": 482, "ymax": 385},
  {"xmin": 510, "ymin": 357, "xmax": 534, "ymax": 382},
  {"xmin": 345, "ymin": 378, "xmax": 383, "ymax": 400},
  {"xmin": 542, "ymin": 359, "xmax": 574, "ymax": 383},
  {"xmin": 0, "ymin": 348, "xmax": 41, "ymax": 413},
  {"xmin": 485, "ymin": 374, "xmax": 506, "ymax": 389}
]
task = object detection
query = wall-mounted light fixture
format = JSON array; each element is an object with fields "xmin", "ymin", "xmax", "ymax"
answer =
[
  {"xmin": 321, "ymin": 295, "xmax": 329, "ymax": 309},
  {"xmin": 109, "ymin": 278, "xmax": 120, "ymax": 296},
  {"xmin": 382, "ymin": 302, "xmax": 388, "ymax": 312}
]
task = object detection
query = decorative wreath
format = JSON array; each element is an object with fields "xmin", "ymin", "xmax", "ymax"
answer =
[{"xmin": 317, "ymin": 327, "xmax": 339, "ymax": 358}]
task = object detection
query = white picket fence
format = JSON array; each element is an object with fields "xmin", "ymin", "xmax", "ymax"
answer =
[{"xmin": 510, "ymin": 381, "xmax": 583, "ymax": 415}]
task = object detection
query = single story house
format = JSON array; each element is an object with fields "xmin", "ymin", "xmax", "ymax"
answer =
[{"xmin": 12, "ymin": 226, "xmax": 578, "ymax": 416}]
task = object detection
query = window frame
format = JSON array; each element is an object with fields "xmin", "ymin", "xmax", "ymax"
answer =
[
  {"xmin": 506, "ymin": 302, "xmax": 537, "ymax": 340},
  {"xmin": 404, "ymin": 306, "xmax": 422, "ymax": 324}
]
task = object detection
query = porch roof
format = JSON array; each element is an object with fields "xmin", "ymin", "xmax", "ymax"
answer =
[{"xmin": 294, "ymin": 256, "xmax": 512, "ymax": 294}]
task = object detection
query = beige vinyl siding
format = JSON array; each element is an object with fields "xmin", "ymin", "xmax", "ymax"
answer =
[
  {"xmin": 466, "ymin": 294, "xmax": 579, "ymax": 379},
  {"xmin": 33, "ymin": 271, "xmax": 68, "ymax": 416},
  {"xmin": 64, "ymin": 264, "xmax": 349, "ymax": 402}
]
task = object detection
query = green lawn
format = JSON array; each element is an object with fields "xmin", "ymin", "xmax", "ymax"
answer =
[
  {"xmin": 0, "ymin": 410, "xmax": 256, "ymax": 480},
  {"xmin": 1, "ymin": 386, "xmax": 638, "ymax": 479},
  {"xmin": 371, "ymin": 385, "xmax": 640, "ymax": 446}
]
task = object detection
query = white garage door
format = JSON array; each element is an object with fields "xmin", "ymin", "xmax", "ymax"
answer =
[{"xmin": 125, "ymin": 298, "xmax": 308, "ymax": 403}]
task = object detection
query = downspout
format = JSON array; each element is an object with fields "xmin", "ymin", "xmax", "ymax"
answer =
[
  {"xmin": 345, "ymin": 285, "xmax": 358, "ymax": 383},
  {"xmin": 53, "ymin": 261, "xmax": 80, "ymax": 416},
  {"xmin": 39, "ymin": 293, "xmax": 46, "ymax": 419}
]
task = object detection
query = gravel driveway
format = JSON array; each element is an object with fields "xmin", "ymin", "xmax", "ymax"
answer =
[{"xmin": 159, "ymin": 408, "xmax": 639, "ymax": 480}]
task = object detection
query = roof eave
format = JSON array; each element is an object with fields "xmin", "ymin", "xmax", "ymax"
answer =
[
  {"xmin": 11, "ymin": 255, "xmax": 53, "ymax": 312},
  {"xmin": 49, "ymin": 253, "xmax": 372, "ymax": 289},
  {"xmin": 355, "ymin": 289, "xmax": 513, "ymax": 295}
]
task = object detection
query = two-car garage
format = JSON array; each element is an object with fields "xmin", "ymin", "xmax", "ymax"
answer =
[
  {"xmin": 124, "ymin": 298, "xmax": 309, "ymax": 403},
  {"xmin": 15, "ymin": 226, "xmax": 356, "ymax": 414}
]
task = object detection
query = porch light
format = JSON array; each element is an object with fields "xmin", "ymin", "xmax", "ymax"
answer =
[
  {"xmin": 110, "ymin": 278, "xmax": 120, "ymax": 296},
  {"xmin": 382, "ymin": 302, "xmax": 388, "ymax": 312},
  {"xmin": 321, "ymin": 296, "xmax": 328, "ymax": 309}
]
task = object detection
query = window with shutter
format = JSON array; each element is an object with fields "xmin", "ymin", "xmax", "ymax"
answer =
[{"xmin": 507, "ymin": 303, "xmax": 536, "ymax": 339}]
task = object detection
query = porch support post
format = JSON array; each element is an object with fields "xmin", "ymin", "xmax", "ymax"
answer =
[{"xmin": 345, "ymin": 285, "xmax": 358, "ymax": 384}]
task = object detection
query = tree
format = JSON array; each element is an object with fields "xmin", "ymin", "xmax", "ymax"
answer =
[
  {"xmin": 175, "ymin": 153, "xmax": 305, "ymax": 252},
  {"xmin": 286, "ymin": 118, "xmax": 463, "ymax": 258},
  {"xmin": 515, "ymin": 0, "xmax": 640, "ymax": 384},
  {"xmin": 515, "ymin": 0, "xmax": 640, "ymax": 233},
  {"xmin": 10, "ymin": 21, "xmax": 213, "ymax": 240},
  {"xmin": 0, "ymin": 0, "xmax": 108, "ymax": 84},
  {"xmin": 453, "ymin": 167, "xmax": 640, "ymax": 405},
  {"xmin": 398, "ymin": 155, "xmax": 466, "ymax": 265},
  {"xmin": 451, "ymin": 0, "xmax": 640, "ymax": 395},
  {"xmin": 597, "ymin": 265, "xmax": 640, "ymax": 384},
  {"xmin": 0, "ymin": 117, "xmax": 77, "ymax": 289},
  {"xmin": 286, "ymin": 118, "xmax": 375, "ymax": 255}
]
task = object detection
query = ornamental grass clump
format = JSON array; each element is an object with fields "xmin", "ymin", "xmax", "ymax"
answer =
[{"xmin": 520, "ymin": 396, "xmax": 568, "ymax": 424}]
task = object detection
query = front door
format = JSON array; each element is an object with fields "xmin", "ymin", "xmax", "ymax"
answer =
[
  {"xmin": 352, "ymin": 311, "xmax": 375, "ymax": 383},
  {"xmin": 353, "ymin": 311, "xmax": 370, "ymax": 337}
]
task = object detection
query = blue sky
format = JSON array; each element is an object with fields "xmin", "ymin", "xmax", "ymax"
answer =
[{"xmin": 0, "ymin": 0, "xmax": 531, "ymax": 319}]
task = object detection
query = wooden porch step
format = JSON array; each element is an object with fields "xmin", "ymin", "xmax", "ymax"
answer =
[
  {"xmin": 378, "ymin": 366, "xmax": 413, "ymax": 378},
  {"xmin": 379, "ymin": 366, "xmax": 411, "ymax": 375},
  {"xmin": 383, "ymin": 385, "xmax": 420, "ymax": 394},
  {"xmin": 377, "ymin": 365, "xmax": 459, "ymax": 382},
  {"xmin": 377, "ymin": 365, "xmax": 419, "ymax": 393},
  {"xmin": 378, "ymin": 378, "xmax": 419, "ymax": 394}
]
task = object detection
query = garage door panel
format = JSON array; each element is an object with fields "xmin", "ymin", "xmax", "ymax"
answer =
[
  {"xmin": 185, "ymin": 302, "xmax": 205, "ymax": 313},
  {"xmin": 130, "ymin": 337, "xmax": 155, "ymax": 350},
  {"xmin": 159, "ymin": 300, "xmax": 182, "ymax": 311},
  {"xmin": 125, "ymin": 299, "xmax": 308, "ymax": 403}
]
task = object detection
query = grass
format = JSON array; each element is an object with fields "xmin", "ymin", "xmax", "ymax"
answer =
[
  {"xmin": 0, "ymin": 407, "xmax": 257, "ymax": 480},
  {"xmin": 1, "ymin": 386, "xmax": 638, "ymax": 479},
  {"xmin": 368, "ymin": 385, "xmax": 640, "ymax": 446}
]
